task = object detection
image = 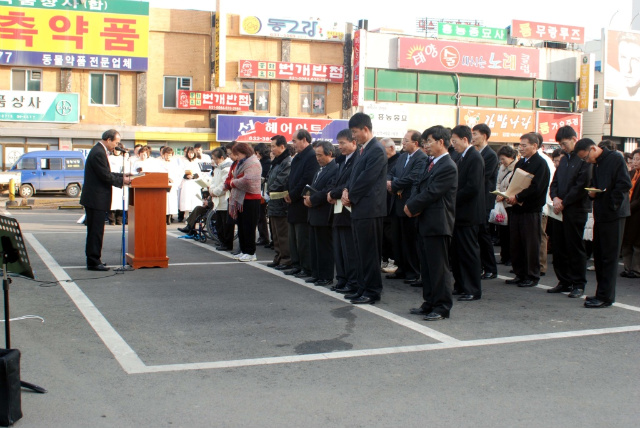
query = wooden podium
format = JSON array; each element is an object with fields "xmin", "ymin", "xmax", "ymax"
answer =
[{"xmin": 126, "ymin": 172, "xmax": 170, "ymax": 269}]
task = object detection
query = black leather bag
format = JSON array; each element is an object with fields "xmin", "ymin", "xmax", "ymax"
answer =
[{"xmin": 0, "ymin": 349, "xmax": 22, "ymax": 426}]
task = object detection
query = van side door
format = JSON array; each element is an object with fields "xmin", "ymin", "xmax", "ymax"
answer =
[{"xmin": 38, "ymin": 157, "xmax": 64, "ymax": 191}]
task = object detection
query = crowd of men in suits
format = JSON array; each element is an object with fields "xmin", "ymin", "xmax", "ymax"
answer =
[{"xmin": 252, "ymin": 113, "xmax": 634, "ymax": 321}]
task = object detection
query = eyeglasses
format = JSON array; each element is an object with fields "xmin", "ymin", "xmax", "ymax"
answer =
[{"xmin": 579, "ymin": 148, "xmax": 592, "ymax": 161}]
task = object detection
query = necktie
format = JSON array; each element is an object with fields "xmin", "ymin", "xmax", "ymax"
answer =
[
  {"xmin": 314, "ymin": 167, "xmax": 323, "ymax": 184},
  {"xmin": 428, "ymin": 161, "xmax": 434, "ymax": 173},
  {"xmin": 404, "ymin": 154, "xmax": 411, "ymax": 168},
  {"xmin": 360, "ymin": 146, "xmax": 364, "ymax": 155}
]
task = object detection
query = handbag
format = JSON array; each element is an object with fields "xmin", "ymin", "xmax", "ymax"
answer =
[{"xmin": 489, "ymin": 201, "xmax": 508, "ymax": 226}]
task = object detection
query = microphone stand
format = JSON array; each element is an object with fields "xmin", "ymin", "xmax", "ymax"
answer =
[{"xmin": 115, "ymin": 150, "xmax": 133, "ymax": 272}]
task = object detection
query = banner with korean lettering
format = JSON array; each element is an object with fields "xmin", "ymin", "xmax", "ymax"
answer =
[
  {"xmin": 238, "ymin": 60, "xmax": 345, "ymax": 83},
  {"xmin": 511, "ymin": 20, "xmax": 584, "ymax": 45},
  {"xmin": 459, "ymin": 107, "xmax": 535, "ymax": 143},
  {"xmin": 536, "ymin": 112, "xmax": 582, "ymax": 143},
  {"xmin": 239, "ymin": 15, "xmax": 345, "ymax": 42},
  {"xmin": 578, "ymin": 53, "xmax": 594, "ymax": 112},
  {"xmin": 216, "ymin": 115, "xmax": 348, "ymax": 143},
  {"xmin": 0, "ymin": 90, "xmax": 79, "ymax": 123},
  {"xmin": 0, "ymin": 0, "xmax": 149, "ymax": 71},
  {"xmin": 352, "ymin": 29, "xmax": 364, "ymax": 107},
  {"xmin": 438, "ymin": 23, "xmax": 507, "ymax": 45},
  {"xmin": 397, "ymin": 37, "xmax": 539, "ymax": 79},
  {"xmin": 362, "ymin": 102, "xmax": 410, "ymax": 139},
  {"xmin": 178, "ymin": 91, "xmax": 250, "ymax": 111}
]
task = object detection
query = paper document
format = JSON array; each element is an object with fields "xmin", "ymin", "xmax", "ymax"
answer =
[
  {"xmin": 585, "ymin": 188, "xmax": 605, "ymax": 193},
  {"xmin": 269, "ymin": 190, "xmax": 289, "ymax": 200}
]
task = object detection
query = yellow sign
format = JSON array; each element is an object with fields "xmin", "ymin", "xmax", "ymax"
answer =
[{"xmin": 578, "ymin": 53, "xmax": 594, "ymax": 112}]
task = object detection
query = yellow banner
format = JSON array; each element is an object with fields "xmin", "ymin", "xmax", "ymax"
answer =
[{"xmin": 0, "ymin": 6, "xmax": 148, "ymax": 57}]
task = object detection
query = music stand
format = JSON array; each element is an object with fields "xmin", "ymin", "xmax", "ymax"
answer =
[{"xmin": 0, "ymin": 215, "xmax": 46, "ymax": 394}]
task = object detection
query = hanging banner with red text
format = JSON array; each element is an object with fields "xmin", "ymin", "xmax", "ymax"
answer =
[
  {"xmin": 216, "ymin": 115, "xmax": 348, "ymax": 143},
  {"xmin": 238, "ymin": 60, "xmax": 344, "ymax": 83},
  {"xmin": 177, "ymin": 91, "xmax": 250, "ymax": 111},
  {"xmin": 459, "ymin": 107, "xmax": 535, "ymax": 143},
  {"xmin": 511, "ymin": 20, "xmax": 584, "ymax": 44},
  {"xmin": 397, "ymin": 37, "xmax": 539, "ymax": 78},
  {"xmin": 536, "ymin": 112, "xmax": 582, "ymax": 143}
]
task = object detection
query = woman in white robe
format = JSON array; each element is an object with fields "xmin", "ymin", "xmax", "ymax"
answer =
[
  {"xmin": 159, "ymin": 147, "xmax": 182, "ymax": 224},
  {"xmin": 108, "ymin": 145, "xmax": 130, "ymax": 225},
  {"xmin": 178, "ymin": 146, "xmax": 203, "ymax": 219}
]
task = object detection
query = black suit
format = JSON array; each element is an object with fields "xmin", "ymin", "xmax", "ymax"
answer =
[
  {"xmin": 347, "ymin": 138, "xmax": 387, "ymax": 299},
  {"xmin": 478, "ymin": 145, "xmax": 498, "ymax": 275},
  {"xmin": 389, "ymin": 150, "xmax": 427, "ymax": 280},
  {"xmin": 308, "ymin": 160, "xmax": 338, "ymax": 280},
  {"xmin": 406, "ymin": 154, "xmax": 457, "ymax": 316},
  {"xmin": 80, "ymin": 143, "xmax": 124, "ymax": 267},
  {"xmin": 451, "ymin": 147, "xmax": 485, "ymax": 297},
  {"xmin": 286, "ymin": 144, "xmax": 320, "ymax": 273},
  {"xmin": 382, "ymin": 153, "xmax": 400, "ymax": 263},
  {"xmin": 329, "ymin": 153, "xmax": 359, "ymax": 289}
]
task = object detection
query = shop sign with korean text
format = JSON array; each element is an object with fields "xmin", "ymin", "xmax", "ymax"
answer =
[
  {"xmin": 536, "ymin": 112, "xmax": 582, "ymax": 143},
  {"xmin": 238, "ymin": 60, "xmax": 345, "ymax": 83},
  {"xmin": 578, "ymin": 53, "xmax": 594, "ymax": 112},
  {"xmin": 362, "ymin": 102, "xmax": 409, "ymax": 139},
  {"xmin": 177, "ymin": 91, "xmax": 250, "ymax": 111},
  {"xmin": 0, "ymin": 90, "xmax": 79, "ymax": 123},
  {"xmin": 397, "ymin": 37, "xmax": 539, "ymax": 78},
  {"xmin": 216, "ymin": 115, "xmax": 348, "ymax": 143},
  {"xmin": 239, "ymin": 15, "xmax": 345, "ymax": 42},
  {"xmin": 438, "ymin": 22, "xmax": 507, "ymax": 44},
  {"xmin": 0, "ymin": 0, "xmax": 149, "ymax": 71},
  {"xmin": 511, "ymin": 20, "xmax": 584, "ymax": 44},
  {"xmin": 458, "ymin": 107, "xmax": 534, "ymax": 143}
]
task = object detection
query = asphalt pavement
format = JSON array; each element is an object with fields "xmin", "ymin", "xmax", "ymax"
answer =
[{"xmin": 2, "ymin": 209, "xmax": 639, "ymax": 427}]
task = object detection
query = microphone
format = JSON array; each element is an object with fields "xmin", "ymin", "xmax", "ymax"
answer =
[{"xmin": 113, "ymin": 146, "xmax": 129, "ymax": 153}]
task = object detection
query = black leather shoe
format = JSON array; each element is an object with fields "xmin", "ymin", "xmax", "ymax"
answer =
[
  {"xmin": 505, "ymin": 277, "xmax": 524, "ymax": 285},
  {"xmin": 294, "ymin": 271, "xmax": 312, "ymax": 278},
  {"xmin": 335, "ymin": 286, "xmax": 358, "ymax": 294},
  {"xmin": 256, "ymin": 238, "xmax": 268, "ymax": 245},
  {"xmin": 315, "ymin": 279, "xmax": 333, "ymax": 286},
  {"xmin": 457, "ymin": 294, "xmax": 480, "ymax": 301},
  {"xmin": 547, "ymin": 283, "xmax": 572, "ymax": 293},
  {"xmin": 267, "ymin": 261, "xmax": 280, "ymax": 268},
  {"xmin": 409, "ymin": 307, "xmax": 431, "ymax": 315},
  {"xmin": 584, "ymin": 299, "xmax": 612, "ymax": 308},
  {"xmin": 330, "ymin": 282, "xmax": 346, "ymax": 291},
  {"xmin": 304, "ymin": 277, "xmax": 318, "ymax": 283},
  {"xmin": 178, "ymin": 226, "xmax": 191, "ymax": 233},
  {"xmin": 87, "ymin": 264, "xmax": 110, "ymax": 271},
  {"xmin": 264, "ymin": 241, "xmax": 274, "ymax": 248},
  {"xmin": 403, "ymin": 278, "xmax": 420, "ymax": 284},
  {"xmin": 424, "ymin": 312, "xmax": 448, "ymax": 321},
  {"xmin": 275, "ymin": 264, "xmax": 293, "ymax": 271},
  {"xmin": 409, "ymin": 280, "xmax": 423, "ymax": 288},
  {"xmin": 481, "ymin": 272, "xmax": 497, "ymax": 280},
  {"xmin": 344, "ymin": 292, "xmax": 362, "ymax": 300},
  {"xmin": 350, "ymin": 295, "xmax": 378, "ymax": 304},
  {"xmin": 284, "ymin": 268, "xmax": 302, "ymax": 276},
  {"xmin": 568, "ymin": 288, "xmax": 584, "ymax": 298},
  {"xmin": 386, "ymin": 273, "xmax": 406, "ymax": 280},
  {"xmin": 518, "ymin": 280, "xmax": 538, "ymax": 287}
]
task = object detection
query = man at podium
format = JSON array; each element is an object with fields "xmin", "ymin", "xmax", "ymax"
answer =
[{"xmin": 80, "ymin": 129, "xmax": 132, "ymax": 271}]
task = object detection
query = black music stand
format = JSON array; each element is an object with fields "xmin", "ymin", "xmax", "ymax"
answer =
[{"xmin": 0, "ymin": 215, "xmax": 46, "ymax": 394}]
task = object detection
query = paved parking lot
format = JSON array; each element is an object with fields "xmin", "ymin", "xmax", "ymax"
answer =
[{"xmin": 4, "ymin": 210, "xmax": 640, "ymax": 427}]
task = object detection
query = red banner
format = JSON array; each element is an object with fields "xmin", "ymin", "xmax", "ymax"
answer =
[
  {"xmin": 352, "ymin": 29, "xmax": 361, "ymax": 106},
  {"xmin": 238, "ymin": 60, "xmax": 345, "ymax": 83},
  {"xmin": 177, "ymin": 91, "xmax": 250, "ymax": 111},
  {"xmin": 397, "ymin": 37, "xmax": 539, "ymax": 78},
  {"xmin": 511, "ymin": 20, "xmax": 584, "ymax": 44},
  {"xmin": 536, "ymin": 112, "xmax": 582, "ymax": 143},
  {"xmin": 459, "ymin": 107, "xmax": 535, "ymax": 143},
  {"xmin": 216, "ymin": 115, "xmax": 348, "ymax": 143}
]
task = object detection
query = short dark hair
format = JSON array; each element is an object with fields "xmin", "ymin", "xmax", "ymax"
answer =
[
  {"xmin": 254, "ymin": 142, "xmax": 270, "ymax": 158},
  {"xmin": 294, "ymin": 129, "xmax": 312, "ymax": 144},
  {"xmin": 409, "ymin": 130, "xmax": 421, "ymax": 144},
  {"xmin": 313, "ymin": 140, "xmax": 335, "ymax": 156},
  {"xmin": 232, "ymin": 142, "xmax": 254, "ymax": 157},
  {"xmin": 555, "ymin": 125, "xmax": 577, "ymax": 142},
  {"xmin": 225, "ymin": 142, "xmax": 236, "ymax": 152},
  {"xmin": 336, "ymin": 129, "xmax": 354, "ymax": 141},
  {"xmin": 348, "ymin": 112, "xmax": 373, "ymax": 131},
  {"xmin": 270, "ymin": 135, "xmax": 287, "ymax": 146},
  {"xmin": 520, "ymin": 133, "xmax": 540, "ymax": 147},
  {"xmin": 472, "ymin": 123, "xmax": 491, "ymax": 139},
  {"xmin": 451, "ymin": 125, "xmax": 472, "ymax": 143},
  {"xmin": 184, "ymin": 146, "xmax": 196, "ymax": 159},
  {"xmin": 102, "ymin": 129, "xmax": 119, "ymax": 141},
  {"xmin": 161, "ymin": 147, "xmax": 174, "ymax": 155},
  {"xmin": 534, "ymin": 132, "xmax": 544, "ymax": 145},
  {"xmin": 139, "ymin": 145, "xmax": 151, "ymax": 155},
  {"xmin": 496, "ymin": 145, "xmax": 518, "ymax": 159},
  {"xmin": 574, "ymin": 138, "xmax": 596, "ymax": 152},
  {"xmin": 422, "ymin": 125, "xmax": 451, "ymax": 149},
  {"xmin": 633, "ymin": 148, "xmax": 640, "ymax": 157},
  {"xmin": 598, "ymin": 139, "xmax": 616, "ymax": 151},
  {"xmin": 194, "ymin": 143, "xmax": 203, "ymax": 149},
  {"xmin": 212, "ymin": 147, "xmax": 226, "ymax": 159},
  {"xmin": 551, "ymin": 148, "xmax": 564, "ymax": 159}
]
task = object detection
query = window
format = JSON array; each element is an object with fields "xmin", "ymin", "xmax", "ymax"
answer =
[
  {"xmin": 593, "ymin": 84, "xmax": 599, "ymax": 100},
  {"xmin": 12, "ymin": 69, "xmax": 41, "ymax": 91},
  {"xmin": 242, "ymin": 81, "xmax": 270, "ymax": 112},
  {"xmin": 40, "ymin": 158, "xmax": 62, "ymax": 170},
  {"xmin": 300, "ymin": 84, "xmax": 326, "ymax": 114},
  {"xmin": 163, "ymin": 76, "xmax": 192, "ymax": 108},
  {"xmin": 14, "ymin": 158, "xmax": 36, "ymax": 170},
  {"xmin": 90, "ymin": 73, "xmax": 119, "ymax": 106}
]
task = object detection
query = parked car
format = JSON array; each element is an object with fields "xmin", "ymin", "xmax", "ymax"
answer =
[{"xmin": 10, "ymin": 150, "xmax": 85, "ymax": 198}]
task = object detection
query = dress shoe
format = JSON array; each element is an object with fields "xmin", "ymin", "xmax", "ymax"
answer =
[
  {"xmin": 457, "ymin": 294, "xmax": 480, "ymax": 301},
  {"xmin": 503, "ymin": 261, "xmax": 512, "ymax": 266},
  {"xmin": 304, "ymin": 277, "xmax": 319, "ymax": 283},
  {"xmin": 275, "ymin": 264, "xmax": 293, "ymax": 271},
  {"xmin": 584, "ymin": 298, "xmax": 612, "ymax": 308},
  {"xmin": 87, "ymin": 264, "xmax": 110, "ymax": 271},
  {"xmin": 335, "ymin": 286, "xmax": 358, "ymax": 294},
  {"xmin": 409, "ymin": 307, "xmax": 431, "ymax": 315},
  {"xmin": 568, "ymin": 288, "xmax": 584, "ymax": 298},
  {"xmin": 481, "ymin": 272, "xmax": 497, "ymax": 280},
  {"xmin": 216, "ymin": 245, "xmax": 232, "ymax": 251},
  {"xmin": 230, "ymin": 249, "xmax": 241, "ymax": 256},
  {"xmin": 330, "ymin": 282, "xmax": 346, "ymax": 291},
  {"xmin": 267, "ymin": 261, "xmax": 280, "ymax": 268},
  {"xmin": 385, "ymin": 272, "xmax": 406, "ymax": 280},
  {"xmin": 294, "ymin": 271, "xmax": 312, "ymax": 278},
  {"xmin": 518, "ymin": 280, "xmax": 538, "ymax": 287},
  {"xmin": 424, "ymin": 312, "xmax": 448, "ymax": 321},
  {"xmin": 505, "ymin": 277, "xmax": 524, "ymax": 285},
  {"xmin": 547, "ymin": 283, "xmax": 572, "ymax": 293},
  {"xmin": 283, "ymin": 268, "xmax": 302, "ymax": 276},
  {"xmin": 350, "ymin": 295, "xmax": 378, "ymax": 304},
  {"xmin": 178, "ymin": 226, "xmax": 192, "ymax": 233},
  {"xmin": 403, "ymin": 278, "xmax": 420, "ymax": 284},
  {"xmin": 627, "ymin": 271, "xmax": 640, "ymax": 278},
  {"xmin": 315, "ymin": 279, "xmax": 333, "ymax": 286},
  {"xmin": 409, "ymin": 280, "xmax": 423, "ymax": 288},
  {"xmin": 256, "ymin": 238, "xmax": 268, "ymax": 245},
  {"xmin": 344, "ymin": 292, "xmax": 362, "ymax": 300}
]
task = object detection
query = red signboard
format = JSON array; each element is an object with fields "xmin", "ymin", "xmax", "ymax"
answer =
[
  {"xmin": 536, "ymin": 112, "xmax": 582, "ymax": 143},
  {"xmin": 216, "ymin": 115, "xmax": 348, "ymax": 143},
  {"xmin": 511, "ymin": 20, "xmax": 584, "ymax": 45},
  {"xmin": 459, "ymin": 107, "xmax": 535, "ymax": 143},
  {"xmin": 177, "ymin": 90, "xmax": 250, "ymax": 111},
  {"xmin": 397, "ymin": 37, "xmax": 539, "ymax": 78},
  {"xmin": 352, "ymin": 29, "xmax": 361, "ymax": 107},
  {"xmin": 238, "ymin": 60, "xmax": 345, "ymax": 83}
]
